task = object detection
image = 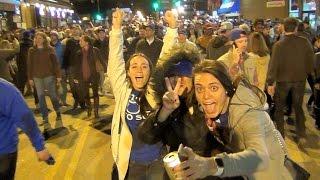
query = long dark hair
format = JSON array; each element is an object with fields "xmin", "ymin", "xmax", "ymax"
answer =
[
  {"xmin": 125, "ymin": 53, "xmax": 154, "ymax": 116},
  {"xmin": 193, "ymin": 60, "xmax": 236, "ymax": 97},
  {"xmin": 247, "ymin": 32, "xmax": 269, "ymax": 57}
]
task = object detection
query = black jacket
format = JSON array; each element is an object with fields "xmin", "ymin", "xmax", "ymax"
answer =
[
  {"xmin": 138, "ymin": 98, "xmax": 224, "ymax": 157},
  {"xmin": 17, "ymin": 38, "xmax": 33, "ymax": 75},
  {"xmin": 267, "ymin": 34, "xmax": 315, "ymax": 85},
  {"xmin": 73, "ymin": 47, "xmax": 103, "ymax": 82},
  {"xmin": 127, "ymin": 36, "xmax": 142, "ymax": 58},
  {"xmin": 63, "ymin": 38, "xmax": 81, "ymax": 70},
  {"xmin": 135, "ymin": 37, "xmax": 163, "ymax": 65},
  {"xmin": 93, "ymin": 38, "xmax": 109, "ymax": 64}
]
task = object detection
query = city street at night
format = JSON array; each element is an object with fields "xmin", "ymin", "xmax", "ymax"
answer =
[
  {"xmin": 14, "ymin": 92, "xmax": 320, "ymax": 180},
  {"xmin": 2, "ymin": 0, "xmax": 320, "ymax": 179}
]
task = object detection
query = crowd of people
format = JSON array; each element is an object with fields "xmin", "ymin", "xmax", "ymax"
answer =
[{"xmin": 0, "ymin": 7, "xmax": 319, "ymax": 180}]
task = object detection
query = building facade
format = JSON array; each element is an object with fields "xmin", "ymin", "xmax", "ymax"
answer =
[
  {"xmin": 0, "ymin": 0, "xmax": 21, "ymax": 31},
  {"xmin": 241, "ymin": 0, "xmax": 289, "ymax": 20}
]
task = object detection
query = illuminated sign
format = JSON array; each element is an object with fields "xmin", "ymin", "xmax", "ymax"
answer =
[{"xmin": 217, "ymin": 0, "xmax": 240, "ymax": 15}]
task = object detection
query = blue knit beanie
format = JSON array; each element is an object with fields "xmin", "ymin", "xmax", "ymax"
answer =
[{"xmin": 167, "ymin": 60, "xmax": 193, "ymax": 77}]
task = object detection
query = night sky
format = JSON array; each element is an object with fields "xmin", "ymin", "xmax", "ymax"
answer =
[{"xmin": 71, "ymin": 0, "xmax": 153, "ymax": 15}]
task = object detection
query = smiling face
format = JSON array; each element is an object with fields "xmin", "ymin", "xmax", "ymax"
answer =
[
  {"xmin": 127, "ymin": 56, "xmax": 151, "ymax": 91},
  {"xmin": 194, "ymin": 73, "xmax": 229, "ymax": 118},
  {"xmin": 168, "ymin": 76, "xmax": 192, "ymax": 96},
  {"xmin": 34, "ymin": 34, "xmax": 45, "ymax": 47}
]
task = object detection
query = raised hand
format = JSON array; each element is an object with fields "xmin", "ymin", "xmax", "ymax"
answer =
[
  {"xmin": 162, "ymin": 77, "xmax": 181, "ymax": 112},
  {"xmin": 164, "ymin": 10, "xmax": 177, "ymax": 29},
  {"xmin": 112, "ymin": 8, "xmax": 125, "ymax": 30}
]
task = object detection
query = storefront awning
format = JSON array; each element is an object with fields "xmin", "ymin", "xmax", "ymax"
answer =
[{"xmin": 217, "ymin": 0, "xmax": 240, "ymax": 15}]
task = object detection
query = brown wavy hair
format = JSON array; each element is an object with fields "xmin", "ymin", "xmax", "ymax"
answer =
[{"xmin": 33, "ymin": 32, "xmax": 50, "ymax": 49}]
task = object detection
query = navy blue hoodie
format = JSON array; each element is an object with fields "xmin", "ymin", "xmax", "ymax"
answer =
[{"xmin": 0, "ymin": 78, "xmax": 44, "ymax": 155}]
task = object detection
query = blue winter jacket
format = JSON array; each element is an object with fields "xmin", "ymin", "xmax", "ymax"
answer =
[{"xmin": 0, "ymin": 78, "xmax": 45, "ymax": 155}]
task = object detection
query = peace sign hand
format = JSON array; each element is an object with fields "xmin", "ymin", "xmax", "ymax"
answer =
[{"xmin": 162, "ymin": 77, "xmax": 181, "ymax": 112}]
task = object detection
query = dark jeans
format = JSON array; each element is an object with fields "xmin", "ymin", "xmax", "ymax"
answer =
[
  {"xmin": 313, "ymin": 89, "xmax": 320, "ymax": 127},
  {"xmin": 126, "ymin": 159, "xmax": 164, "ymax": 180},
  {"xmin": 67, "ymin": 68, "xmax": 81, "ymax": 105},
  {"xmin": 0, "ymin": 152, "xmax": 17, "ymax": 180},
  {"xmin": 32, "ymin": 86, "xmax": 39, "ymax": 106},
  {"xmin": 77, "ymin": 77, "xmax": 99, "ymax": 109},
  {"xmin": 307, "ymin": 74, "xmax": 314, "ymax": 105},
  {"xmin": 265, "ymin": 90, "xmax": 275, "ymax": 119},
  {"xmin": 274, "ymin": 81, "xmax": 306, "ymax": 138},
  {"xmin": 16, "ymin": 70, "xmax": 27, "ymax": 94},
  {"xmin": 58, "ymin": 69, "xmax": 68, "ymax": 104}
]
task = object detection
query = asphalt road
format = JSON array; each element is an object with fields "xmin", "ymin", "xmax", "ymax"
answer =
[{"xmin": 15, "ymin": 92, "xmax": 320, "ymax": 180}]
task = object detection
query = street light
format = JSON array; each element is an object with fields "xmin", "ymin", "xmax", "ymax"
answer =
[
  {"xmin": 153, "ymin": 2, "xmax": 159, "ymax": 11},
  {"xmin": 95, "ymin": 13, "xmax": 102, "ymax": 20},
  {"xmin": 174, "ymin": 0, "xmax": 181, "ymax": 8}
]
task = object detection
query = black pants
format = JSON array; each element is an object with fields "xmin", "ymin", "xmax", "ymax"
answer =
[
  {"xmin": 274, "ymin": 81, "xmax": 306, "ymax": 138},
  {"xmin": 78, "ymin": 77, "xmax": 99, "ymax": 110},
  {"xmin": 0, "ymin": 152, "xmax": 17, "ymax": 180},
  {"xmin": 307, "ymin": 74, "xmax": 314, "ymax": 105},
  {"xmin": 68, "ymin": 68, "xmax": 81, "ymax": 105},
  {"xmin": 16, "ymin": 71, "xmax": 27, "ymax": 94},
  {"xmin": 313, "ymin": 89, "xmax": 320, "ymax": 127}
]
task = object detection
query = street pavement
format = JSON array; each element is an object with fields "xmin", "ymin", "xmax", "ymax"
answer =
[{"xmin": 15, "ymin": 92, "xmax": 320, "ymax": 180}]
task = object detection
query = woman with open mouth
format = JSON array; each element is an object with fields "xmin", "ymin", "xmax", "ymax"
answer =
[
  {"xmin": 108, "ymin": 9, "xmax": 178, "ymax": 180},
  {"xmin": 172, "ymin": 60, "xmax": 291, "ymax": 180}
]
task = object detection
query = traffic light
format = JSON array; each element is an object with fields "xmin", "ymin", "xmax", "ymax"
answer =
[
  {"xmin": 95, "ymin": 13, "xmax": 102, "ymax": 20},
  {"xmin": 173, "ymin": 0, "xmax": 181, "ymax": 8},
  {"xmin": 152, "ymin": 2, "xmax": 159, "ymax": 11}
]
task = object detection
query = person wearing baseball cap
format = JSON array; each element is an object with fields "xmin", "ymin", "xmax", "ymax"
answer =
[
  {"xmin": 50, "ymin": 31, "xmax": 68, "ymax": 112},
  {"xmin": 217, "ymin": 28, "xmax": 258, "ymax": 87},
  {"xmin": 173, "ymin": 28, "xmax": 198, "ymax": 53},
  {"xmin": 219, "ymin": 21, "xmax": 233, "ymax": 37}
]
